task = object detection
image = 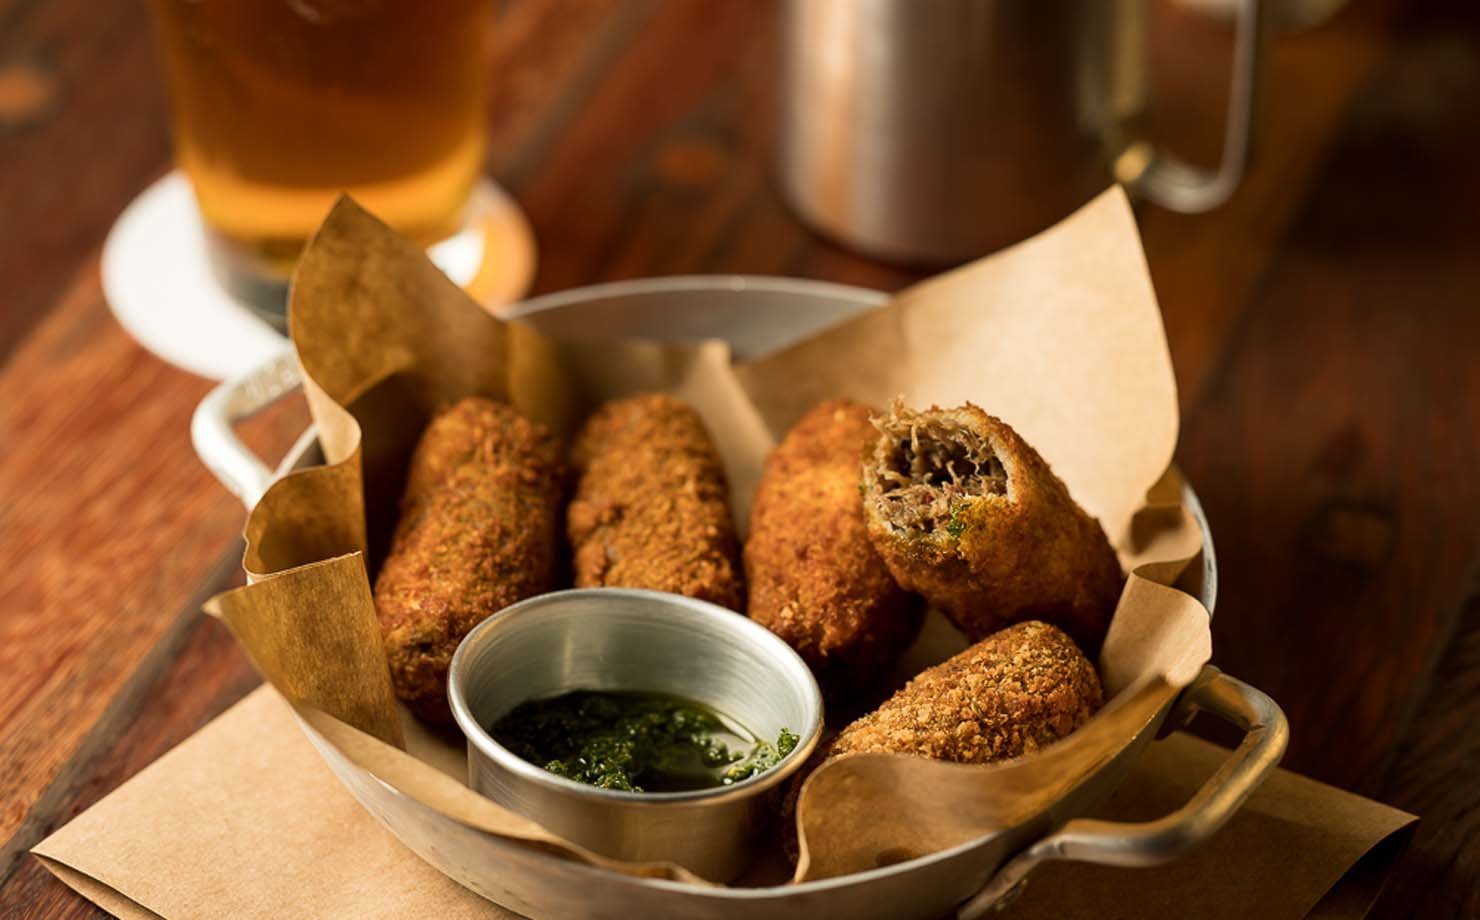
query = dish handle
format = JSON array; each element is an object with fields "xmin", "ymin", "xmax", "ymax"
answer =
[
  {"xmin": 191, "ymin": 347, "xmax": 305, "ymax": 510},
  {"xmin": 958, "ymin": 666, "xmax": 1288, "ymax": 918}
]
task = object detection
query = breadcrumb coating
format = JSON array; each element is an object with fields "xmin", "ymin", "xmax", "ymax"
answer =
[
  {"xmin": 746, "ymin": 399, "xmax": 923, "ymax": 698},
  {"xmin": 862, "ymin": 402, "xmax": 1124, "ymax": 653},
  {"xmin": 567, "ymin": 394, "xmax": 744, "ymax": 610},
  {"xmin": 780, "ymin": 620, "xmax": 1102, "ymax": 862},
  {"xmin": 826, "ymin": 621, "xmax": 1102, "ymax": 764},
  {"xmin": 374, "ymin": 397, "xmax": 565, "ymax": 722}
]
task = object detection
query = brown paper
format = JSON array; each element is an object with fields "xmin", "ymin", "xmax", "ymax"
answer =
[
  {"xmin": 192, "ymin": 188, "xmax": 1227, "ymax": 890},
  {"xmin": 33, "ymin": 687, "xmax": 1415, "ymax": 920},
  {"xmin": 206, "ymin": 554, "xmax": 404, "ymax": 748},
  {"xmin": 735, "ymin": 187, "xmax": 1177, "ymax": 546},
  {"xmin": 999, "ymin": 734, "xmax": 1418, "ymax": 920},
  {"xmin": 35, "ymin": 688, "xmax": 510, "ymax": 920}
]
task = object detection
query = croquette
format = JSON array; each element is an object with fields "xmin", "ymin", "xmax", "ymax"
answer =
[
  {"xmin": 825, "ymin": 621, "xmax": 1102, "ymax": 764},
  {"xmin": 746, "ymin": 399, "xmax": 924, "ymax": 697},
  {"xmin": 374, "ymin": 397, "xmax": 565, "ymax": 722},
  {"xmin": 567, "ymin": 394, "xmax": 744, "ymax": 610},
  {"xmin": 862, "ymin": 402, "xmax": 1124, "ymax": 653},
  {"xmin": 781, "ymin": 621, "xmax": 1102, "ymax": 860}
]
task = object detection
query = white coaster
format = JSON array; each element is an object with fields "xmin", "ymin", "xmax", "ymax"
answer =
[{"xmin": 101, "ymin": 171, "xmax": 537, "ymax": 381}]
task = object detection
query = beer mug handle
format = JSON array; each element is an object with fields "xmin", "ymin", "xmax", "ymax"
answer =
[{"xmin": 1122, "ymin": 0, "xmax": 1267, "ymax": 213}]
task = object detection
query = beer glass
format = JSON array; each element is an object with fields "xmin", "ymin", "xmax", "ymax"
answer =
[{"xmin": 149, "ymin": 0, "xmax": 491, "ymax": 314}]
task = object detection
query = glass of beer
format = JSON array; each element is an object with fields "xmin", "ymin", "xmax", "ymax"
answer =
[{"xmin": 148, "ymin": 0, "xmax": 491, "ymax": 320}]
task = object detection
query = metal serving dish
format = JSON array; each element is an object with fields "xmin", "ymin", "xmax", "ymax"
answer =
[
  {"xmin": 192, "ymin": 276, "xmax": 1286, "ymax": 920},
  {"xmin": 448, "ymin": 588, "xmax": 824, "ymax": 882}
]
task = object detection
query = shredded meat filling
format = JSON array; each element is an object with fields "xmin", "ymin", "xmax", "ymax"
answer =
[{"xmin": 871, "ymin": 414, "xmax": 1007, "ymax": 535}]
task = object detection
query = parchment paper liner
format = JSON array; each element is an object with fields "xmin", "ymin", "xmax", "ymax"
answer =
[
  {"xmin": 205, "ymin": 187, "xmax": 1213, "ymax": 887},
  {"xmin": 31, "ymin": 687, "xmax": 1416, "ymax": 920}
]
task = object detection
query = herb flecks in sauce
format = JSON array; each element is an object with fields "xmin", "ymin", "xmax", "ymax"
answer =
[
  {"xmin": 722, "ymin": 727, "xmax": 800, "ymax": 784},
  {"xmin": 491, "ymin": 690, "xmax": 797, "ymax": 793}
]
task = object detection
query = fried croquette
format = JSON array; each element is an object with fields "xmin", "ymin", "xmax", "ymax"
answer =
[
  {"xmin": 862, "ymin": 402, "xmax": 1123, "ymax": 653},
  {"xmin": 746, "ymin": 399, "xmax": 923, "ymax": 697},
  {"xmin": 780, "ymin": 620, "xmax": 1101, "ymax": 860},
  {"xmin": 825, "ymin": 621, "xmax": 1102, "ymax": 764},
  {"xmin": 567, "ymin": 394, "xmax": 744, "ymax": 610},
  {"xmin": 374, "ymin": 397, "xmax": 564, "ymax": 722}
]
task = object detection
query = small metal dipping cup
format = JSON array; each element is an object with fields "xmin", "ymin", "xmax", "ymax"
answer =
[{"xmin": 447, "ymin": 588, "xmax": 825, "ymax": 882}]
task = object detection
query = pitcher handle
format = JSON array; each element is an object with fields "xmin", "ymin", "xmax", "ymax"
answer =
[{"xmin": 1123, "ymin": 0, "xmax": 1267, "ymax": 212}]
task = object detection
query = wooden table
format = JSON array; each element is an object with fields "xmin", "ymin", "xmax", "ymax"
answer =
[{"xmin": 1, "ymin": 0, "xmax": 1475, "ymax": 916}]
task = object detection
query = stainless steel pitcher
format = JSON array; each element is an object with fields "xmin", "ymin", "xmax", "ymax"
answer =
[{"xmin": 778, "ymin": 0, "xmax": 1266, "ymax": 264}]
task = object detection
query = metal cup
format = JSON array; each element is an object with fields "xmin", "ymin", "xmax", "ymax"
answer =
[
  {"xmin": 777, "ymin": 0, "xmax": 1268, "ymax": 264},
  {"xmin": 447, "ymin": 588, "xmax": 825, "ymax": 882}
]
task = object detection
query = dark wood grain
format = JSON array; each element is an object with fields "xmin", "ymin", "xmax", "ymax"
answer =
[
  {"xmin": 1371, "ymin": 578, "xmax": 1480, "ymax": 920},
  {"xmin": 0, "ymin": 0, "xmax": 172, "ymax": 364},
  {"xmin": 1137, "ymin": 0, "xmax": 1401, "ymax": 401},
  {"xmin": 510, "ymin": 0, "xmax": 919, "ymax": 296},
  {"xmin": 0, "ymin": 264, "xmax": 305, "ymax": 877},
  {"xmin": 0, "ymin": 594, "xmax": 260, "ymax": 920},
  {"xmin": 1, "ymin": 0, "xmax": 1478, "ymax": 917},
  {"xmin": 1178, "ymin": 0, "xmax": 1480, "ymax": 790}
]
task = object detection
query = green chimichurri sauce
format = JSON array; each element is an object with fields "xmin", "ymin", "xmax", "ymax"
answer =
[{"xmin": 491, "ymin": 690, "xmax": 800, "ymax": 793}]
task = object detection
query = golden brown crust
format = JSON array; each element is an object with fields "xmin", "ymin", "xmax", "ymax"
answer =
[
  {"xmin": 745, "ymin": 399, "xmax": 923, "ymax": 698},
  {"xmin": 825, "ymin": 621, "xmax": 1102, "ymax": 763},
  {"xmin": 862, "ymin": 402, "xmax": 1123, "ymax": 653},
  {"xmin": 374, "ymin": 397, "xmax": 565, "ymax": 722},
  {"xmin": 567, "ymin": 394, "xmax": 744, "ymax": 610},
  {"xmin": 780, "ymin": 620, "xmax": 1102, "ymax": 861}
]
